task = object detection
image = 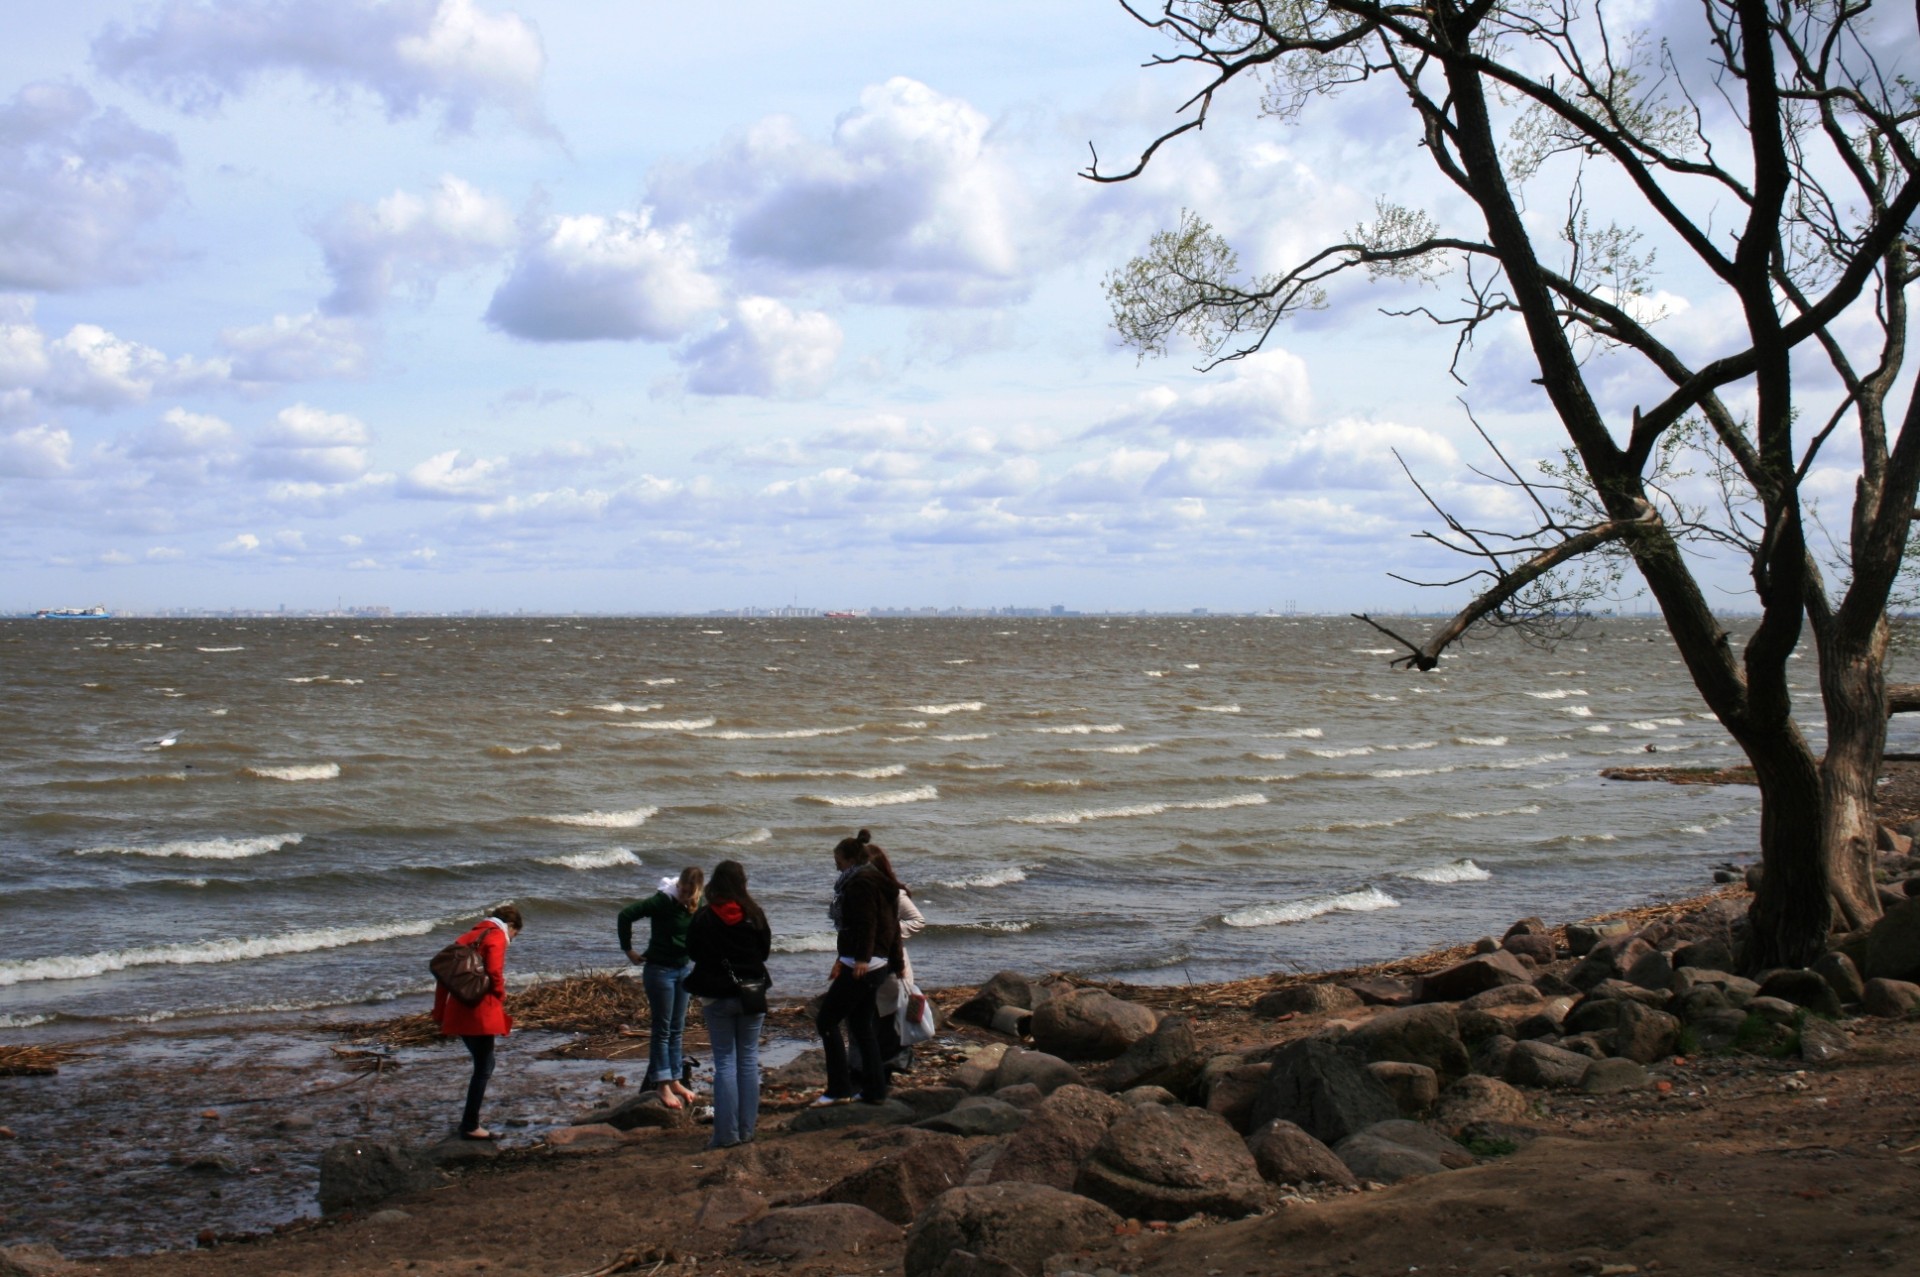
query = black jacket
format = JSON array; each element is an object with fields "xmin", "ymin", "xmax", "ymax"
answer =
[
  {"xmin": 685, "ymin": 904, "xmax": 773, "ymax": 998},
  {"xmin": 836, "ymin": 864, "xmax": 904, "ymax": 973}
]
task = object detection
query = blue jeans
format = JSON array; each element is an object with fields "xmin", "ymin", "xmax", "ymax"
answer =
[
  {"xmin": 702, "ymin": 997, "xmax": 764, "ymax": 1148},
  {"xmin": 642, "ymin": 961, "xmax": 690, "ymax": 1088}
]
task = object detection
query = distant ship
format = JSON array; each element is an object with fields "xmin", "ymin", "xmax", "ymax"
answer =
[
  {"xmin": 34, "ymin": 605, "xmax": 112, "ymax": 619},
  {"xmin": 823, "ymin": 610, "xmax": 867, "ymax": 619}
]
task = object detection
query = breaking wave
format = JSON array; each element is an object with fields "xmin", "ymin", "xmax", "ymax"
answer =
[
  {"xmin": 544, "ymin": 807, "xmax": 658, "ymax": 828},
  {"xmin": 1222, "ymin": 885, "xmax": 1400, "ymax": 928},
  {"xmin": 243, "ymin": 763, "xmax": 340, "ymax": 781}
]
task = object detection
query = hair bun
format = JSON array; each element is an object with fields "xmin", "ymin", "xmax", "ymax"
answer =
[{"xmin": 856, "ymin": 828, "xmax": 872, "ymax": 844}]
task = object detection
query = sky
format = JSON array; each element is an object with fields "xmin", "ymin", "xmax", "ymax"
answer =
[{"xmin": 1, "ymin": 1, "xmax": 1910, "ymax": 615}]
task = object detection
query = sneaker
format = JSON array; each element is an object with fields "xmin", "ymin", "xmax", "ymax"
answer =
[{"xmin": 810, "ymin": 1093, "xmax": 853, "ymax": 1107}]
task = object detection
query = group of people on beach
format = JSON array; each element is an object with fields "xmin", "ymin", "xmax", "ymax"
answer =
[{"xmin": 429, "ymin": 828, "xmax": 922, "ymax": 1149}]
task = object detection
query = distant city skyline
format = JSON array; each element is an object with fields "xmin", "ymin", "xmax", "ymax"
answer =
[{"xmin": 3, "ymin": 2, "xmax": 1878, "ymax": 615}]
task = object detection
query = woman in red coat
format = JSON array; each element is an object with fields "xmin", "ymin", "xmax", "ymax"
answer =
[{"xmin": 432, "ymin": 905, "xmax": 523, "ymax": 1139}]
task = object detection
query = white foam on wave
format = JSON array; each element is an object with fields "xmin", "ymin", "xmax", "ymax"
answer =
[
  {"xmin": 773, "ymin": 932, "xmax": 837, "ymax": 954},
  {"xmin": 1353, "ymin": 648, "xmax": 1400, "ymax": 655},
  {"xmin": 593, "ymin": 701, "xmax": 664, "ymax": 714},
  {"xmin": 932, "ymin": 867, "xmax": 1028, "ymax": 889},
  {"xmin": 935, "ymin": 732, "xmax": 994, "ymax": 742},
  {"xmin": 943, "ymin": 659, "xmax": 971, "ymax": 665},
  {"xmin": 1031, "ymin": 724, "xmax": 1125, "ymax": 735},
  {"xmin": 545, "ymin": 806, "xmax": 658, "ymax": 828},
  {"xmin": 1195, "ymin": 704, "xmax": 1242, "ymax": 714},
  {"xmin": 196, "ymin": 645, "xmax": 245, "ymax": 653},
  {"xmin": 74, "ymin": 833, "xmax": 304, "ymax": 860},
  {"xmin": 623, "ymin": 717, "xmax": 716, "ymax": 731},
  {"xmin": 1370, "ymin": 765, "xmax": 1456, "ymax": 779},
  {"xmin": 1380, "ymin": 741, "xmax": 1438, "ymax": 752},
  {"xmin": 0, "ymin": 917, "xmax": 439, "ymax": 987},
  {"xmin": 703, "ymin": 726, "xmax": 857, "ymax": 740},
  {"xmin": 1264, "ymin": 728, "xmax": 1324, "ymax": 739},
  {"xmin": 539, "ymin": 847, "xmax": 641, "ymax": 870},
  {"xmin": 1527, "ymin": 688, "xmax": 1588, "ymax": 699},
  {"xmin": 1145, "ymin": 670, "xmax": 1168, "ymax": 677},
  {"xmin": 1017, "ymin": 792, "xmax": 1267, "ymax": 825},
  {"xmin": 733, "ymin": 764, "xmax": 906, "ymax": 780},
  {"xmin": 488, "ymin": 742, "xmax": 562, "ymax": 757},
  {"xmin": 1222, "ymin": 885, "xmax": 1400, "ymax": 928},
  {"xmin": 896, "ymin": 721, "xmax": 929, "ymax": 730},
  {"xmin": 1074, "ymin": 743, "xmax": 1156, "ymax": 754},
  {"xmin": 800, "ymin": 785, "xmax": 939, "ymax": 808},
  {"xmin": 1456, "ymin": 735, "xmax": 1508, "ymax": 746},
  {"xmin": 1398, "ymin": 858, "xmax": 1492, "ymax": 884},
  {"xmin": 724, "ymin": 828, "xmax": 773, "ymax": 846},
  {"xmin": 244, "ymin": 763, "xmax": 340, "ymax": 781},
  {"xmin": 1326, "ymin": 814, "xmax": 1412, "ymax": 831},
  {"xmin": 643, "ymin": 678, "xmax": 678, "ymax": 686},
  {"xmin": 1563, "ymin": 705, "xmax": 1594, "ymax": 718},
  {"xmin": 1628, "ymin": 718, "xmax": 1686, "ymax": 730},
  {"xmin": 1303, "ymin": 746, "xmax": 1374, "ymax": 759},
  {"xmin": 915, "ymin": 701, "xmax": 984, "ymax": 714},
  {"xmin": 0, "ymin": 1012, "xmax": 53, "ymax": 1028},
  {"xmin": 1447, "ymin": 803, "xmax": 1542, "ymax": 820},
  {"xmin": 1484, "ymin": 751, "xmax": 1570, "ymax": 770}
]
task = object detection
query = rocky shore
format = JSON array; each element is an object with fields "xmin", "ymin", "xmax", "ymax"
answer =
[{"xmin": 4, "ymin": 853, "xmax": 1918, "ymax": 1277}]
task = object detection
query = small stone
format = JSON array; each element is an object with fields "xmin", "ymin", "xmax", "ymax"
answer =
[{"xmin": 0, "ymin": 1128, "xmax": 14, "ymax": 1140}]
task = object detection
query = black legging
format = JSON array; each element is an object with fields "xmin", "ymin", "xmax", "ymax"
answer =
[
  {"xmin": 460, "ymin": 1034, "xmax": 496, "ymax": 1133},
  {"xmin": 817, "ymin": 968, "xmax": 890, "ymax": 1103}
]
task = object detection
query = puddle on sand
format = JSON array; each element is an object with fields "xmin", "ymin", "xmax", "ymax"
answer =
[{"xmin": 0, "ymin": 1021, "xmax": 812, "ymax": 1257}]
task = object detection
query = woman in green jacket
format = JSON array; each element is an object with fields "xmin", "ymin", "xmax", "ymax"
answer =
[{"xmin": 617, "ymin": 866, "xmax": 704, "ymax": 1108}]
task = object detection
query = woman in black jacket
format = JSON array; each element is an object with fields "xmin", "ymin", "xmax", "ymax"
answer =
[
  {"xmin": 684, "ymin": 859, "xmax": 772, "ymax": 1148},
  {"xmin": 813, "ymin": 829, "xmax": 903, "ymax": 1106}
]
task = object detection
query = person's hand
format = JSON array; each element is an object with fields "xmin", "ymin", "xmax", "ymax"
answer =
[
  {"xmin": 852, "ymin": 961, "xmax": 870, "ymax": 979},
  {"xmin": 827, "ymin": 961, "xmax": 842, "ymax": 982},
  {"xmin": 625, "ymin": 948, "xmax": 642, "ymax": 965}
]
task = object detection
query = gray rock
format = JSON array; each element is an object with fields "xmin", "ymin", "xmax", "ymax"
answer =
[
  {"xmin": 1812, "ymin": 952, "xmax": 1866, "ymax": 1006},
  {"xmin": 1671, "ymin": 968, "xmax": 1760, "ymax": 1006},
  {"xmin": 734, "ymin": 1203, "xmax": 902, "ymax": 1261},
  {"xmin": 1102, "ymin": 1014, "xmax": 1203, "ymax": 1095},
  {"xmin": 1511, "ymin": 996, "xmax": 1577, "ymax": 1040},
  {"xmin": 1198, "ymin": 1058, "xmax": 1271, "ymax": 1133},
  {"xmin": 1029, "ymin": 989, "xmax": 1158, "ymax": 1062},
  {"xmin": 1342, "ymin": 975, "xmax": 1418, "ymax": 1006},
  {"xmin": 1675, "ymin": 985, "xmax": 1733, "ymax": 1024},
  {"xmin": 896, "ymin": 1087, "xmax": 970, "ymax": 1120},
  {"xmin": 1331, "ymin": 1132, "xmax": 1447, "ymax": 1184},
  {"xmin": 993, "ymin": 1049, "xmax": 1082, "ymax": 1096},
  {"xmin": 1248, "ymin": 1039, "xmax": 1398, "ymax": 1146},
  {"xmin": 1756, "ymin": 969, "xmax": 1844, "ymax": 1020},
  {"xmin": 1417, "ymin": 952, "xmax": 1532, "ymax": 1002},
  {"xmin": 992, "ymin": 1083, "xmax": 1045, "ymax": 1110},
  {"xmin": 1624, "ymin": 947, "xmax": 1676, "ymax": 992},
  {"xmin": 1253, "ymin": 983, "xmax": 1365, "ymax": 1018},
  {"xmin": 1673, "ymin": 939, "xmax": 1737, "ymax": 972},
  {"xmin": 918, "ymin": 1097, "xmax": 1029, "ymax": 1137},
  {"xmin": 1461, "ymin": 984, "xmax": 1545, "ymax": 1012},
  {"xmin": 581, "ymin": 1091, "xmax": 693, "ymax": 1132},
  {"xmin": 1579, "ymin": 977, "xmax": 1672, "ymax": 1009},
  {"xmin": 955, "ymin": 972, "xmax": 1043, "ymax": 1028},
  {"xmin": 1074, "ymin": 1104, "xmax": 1267, "ymax": 1221},
  {"xmin": 1565, "ymin": 920, "xmax": 1631, "ymax": 956},
  {"xmin": 1473, "ymin": 935, "xmax": 1500, "ymax": 954},
  {"xmin": 1244, "ymin": 1118, "xmax": 1356, "ymax": 1188},
  {"xmin": 1468, "ymin": 1033, "xmax": 1518, "ymax": 1079},
  {"xmin": 820, "ymin": 1134, "xmax": 972, "ymax": 1225},
  {"xmin": 903, "ymin": 1184, "xmax": 1121, "ymax": 1277},
  {"xmin": 1503, "ymin": 916, "xmax": 1549, "ymax": 940},
  {"xmin": 1579, "ymin": 1058, "xmax": 1649, "ymax": 1094},
  {"xmin": 1343, "ymin": 1003, "xmax": 1470, "ymax": 1079},
  {"xmin": 1118, "ymin": 1085, "xmax": 1178, "ymax": 1106},
  {"xmin": 1357, "ymin": 1119, "xmax": 1474, "ymax": 1167},
  {"xmin": 1865, "ymin": 898, "xmax": 1920, "ymax": 982},
  {"xmin": 1862, "ymin": 977, "xmax": 1920, "ymax": 1017},
  {"xmin": 987, "ymin": 1084, "xmax": 1127, "ymax": 1191},
  {"xmin": 1430, "ymin": 1075, "xmax": 1530, "ymax": 1135},
  {"xmin": 787, "ymin": 1099, "xmax": 917, "ymax": 1133},
  {"xmin": 1365, "ymin": 1060, "xmax": 1439, "ymax": 1114},
  {"xmin": 950, "ymin": 1044, "xmax": 1009, "ymax": 1093},
  {"xmin": 1504, "ymin": 1040, "xmax": 1592, "ymax": 1089},
  {"xmin": 1798, "ymin": 1018, "xmax": 1851, "ymax": 1064},
  {"xmin": 1689, "ymin": 1007, "xmax": 1750, "ymax": 1051},
  {"xmin": 316, "ymin": 1141, "xmax": 446, "ymax": 1215},
  {"xmin": 1745, "ymin": 995, "xmax": 1803, "ymax": 1025}
]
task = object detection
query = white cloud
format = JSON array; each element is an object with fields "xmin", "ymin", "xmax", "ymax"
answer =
[
  {"xmin": 250, "ymin": 403, "xmax": 371, "ymax": 481},
  {"xmin": 656, "ymin": 77, "xmax": 1029, "ymax": 306},
  {"xmin": 0, "ymin": 301, "xmax": 228, "ymax": 408},
  {"xmin": 221, "ymin": 312, "xmax": 371, "ymax": 381},
  {"xmin": 93, "ymin": 0, "xmax": 550, "ymax": 135},
  {"xmin": 0, "ymin": 423, "xmax": 74, "ymax": 477},
  {"xmin": 486, "ymin": 212, "xmax": 722, "ymax": 341},
  {"xmin": 1091, "ymin": 350, "xmax": 1314, "ymax": 439},
  {"xmin": 0, "ymin": 83, "xmax": 180, "ymax": 291},
  {"xmin": 401, "ymin": 448, "xmax": 504, "ymax": 498},
  {"xmin": 679, "ymin": 297, "xmax": 841, "ymax": 398},
  {"xmin": 1259, "ymin": 418, "xmax": 1461, "ymax": 490},
  {"xmin": 317, "ymin": 175, "xmax": 515, "ymax": 314}
]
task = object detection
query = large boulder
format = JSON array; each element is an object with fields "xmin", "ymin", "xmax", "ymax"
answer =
[
  {"xmin": 1862, "ymin": 977, "xmax": 1920, "ymax": 1017},
  {"xmin": 1501, "ymin": 933, "xmax": 1557, "ymax": 964},
  {"xmin": 1199, "ymin": 1058, "xmax": 1271, "ymax": 1133},
  {"xmin": 820, "ymin": 1135, "xmax": 972, "ymax": 1225},
  {"xmin": 317, "ymin": 1141, "xmax": 446, "ymax": 1215},
  {"xmin": 1864, "ymin": 899, "xmax": 1920, "ymax": 981},
  {"xmin": 581, "ymin": 1091, "xmax": 694, "ymax": 1132},
  {"xmin": 1248, "ymin": 1039, "xmax": 1397, "ymax": 1146},
  {"xmin": 1757, "ymin": 969, "xmax": 1845, "ymax": 1020},
  {"xmin": 1102, "ymin": 1015, "xmax": 1204, "ymax": 1095},
  {"xmin": 954, "ymin": 972, "xmax": 1042, "ymax": 1028},
  {"xmin": 992, "ymin": 1049, "xmax": 1082, "ymax": 1095},
  {"xmin": 1416, "ymin": 952, "xmax": 1531, "ymax": 1002},
  {"xmin": 1563, "ymin": 997, "xmax": 1680, "ymax": 1064},
  {"xmin": 1566, "ymin": 920, "xmax": 1631, "ymax": 956},
  {"xmin": 1504, "ymin": 1040, "xmax": 1593, "ymax": 1089},
  {"xmin": 1244, "ymin": 1119, "xmax": 1356, "ymax": 1188},
  {"xmin": 1253, "ymin": 984, "xmax": 1365, "ymax": 1018},
  {"xmin": 1365, "ymin": 1061, "xmax": 1439, "ymax": 1114},
  {"xmin": 1430, "ymin": 1076, "xmax": 1530, "ymax": 1135},
  {"xmin": 788, "ymin": 1098, "xmax": 916, "ymax": 1133},
  {"xmin": 903, "ymin": 1184, "xmax": 1122, "ymax": 1277},
  {"xmin": 1342, "ymin": 975, "xmax": 1418, "ymax": 1007},
  {"xmin": 1332, "ymin": 1127, "xmax": 1456, "ymax": 1184},
  {"xmin": 919, "ymin": 1097, "xmax": 1029, "ymax": 1138},
  {"xmin": 1074, "ymin": 1104, "xmax": 1267, "ymax": 1221},
  {"xmin": 1811, "ymin": 952, "xmax": 1866, "ymax": 1006},
  {"xmin": 1343, "ymin": 1003, "xmax": 1470, "ymax": 1079},
  {"xmin": 735, "ymin": 1204, "xmax": 901, "ymax": 1261},
  {"xmin": 987, "ymin": 1085, "xmax": 1127, "ymax": 1191},
  {"xmin": 1029, "ymin": 989, "xmax": 1158, "ymax": 1061}
]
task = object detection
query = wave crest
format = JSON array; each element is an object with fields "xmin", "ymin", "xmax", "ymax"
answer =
[{"xmin": 1222, "ymin": 885, "xmax": 1400, "ymax": 928}]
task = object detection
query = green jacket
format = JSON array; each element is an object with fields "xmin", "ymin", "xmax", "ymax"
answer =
[{"xmin": 617, "ymin": 891, "xmax": 693, "ymax": 966}]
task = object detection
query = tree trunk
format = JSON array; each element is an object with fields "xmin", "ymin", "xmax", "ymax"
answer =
[
  {"xmin": 1816, "ymin": 618, "xmax": 1892, "ymax": 934},
  {"xmin": 1741, "ymin": 730, "xmax": 1835, "ymax": 969}
]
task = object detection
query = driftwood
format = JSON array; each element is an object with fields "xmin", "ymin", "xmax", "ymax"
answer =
[
  {"xmin": 1891, "ymin": 684, "xmax": 1920, "ymax": 715},
  {"xmin": 0, "ymin": 1045, "xmax": 89, "ymax": 1076}
]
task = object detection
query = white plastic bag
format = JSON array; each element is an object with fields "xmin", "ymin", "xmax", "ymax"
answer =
[{"xmin": 896, "ymin": 978, "xmax": 937, "ymax": 1046}]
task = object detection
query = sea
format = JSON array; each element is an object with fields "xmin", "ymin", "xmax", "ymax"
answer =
[{"xmin": 10, "ymin": 611, "xmax": 1902, "ymax": 1038}]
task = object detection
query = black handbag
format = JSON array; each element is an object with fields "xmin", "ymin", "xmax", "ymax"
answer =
[{"xmin": 724, "ymin": 960, "xmax": 770, "ymax": 1015}]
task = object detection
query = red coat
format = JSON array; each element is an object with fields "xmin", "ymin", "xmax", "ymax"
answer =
[{"xmin": 432, "ymin": 920, "xmax": 514, "ymax": 1037}]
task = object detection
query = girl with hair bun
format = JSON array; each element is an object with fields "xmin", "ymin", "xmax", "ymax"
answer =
[{"xmin": 812, "ymin": 829, "xmax": 904, "ymax": 1106}]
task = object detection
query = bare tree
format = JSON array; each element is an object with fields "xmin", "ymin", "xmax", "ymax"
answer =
[{"xmin": 1097, "ymin": 0, "xmax": 1920, "ymax": 967}]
